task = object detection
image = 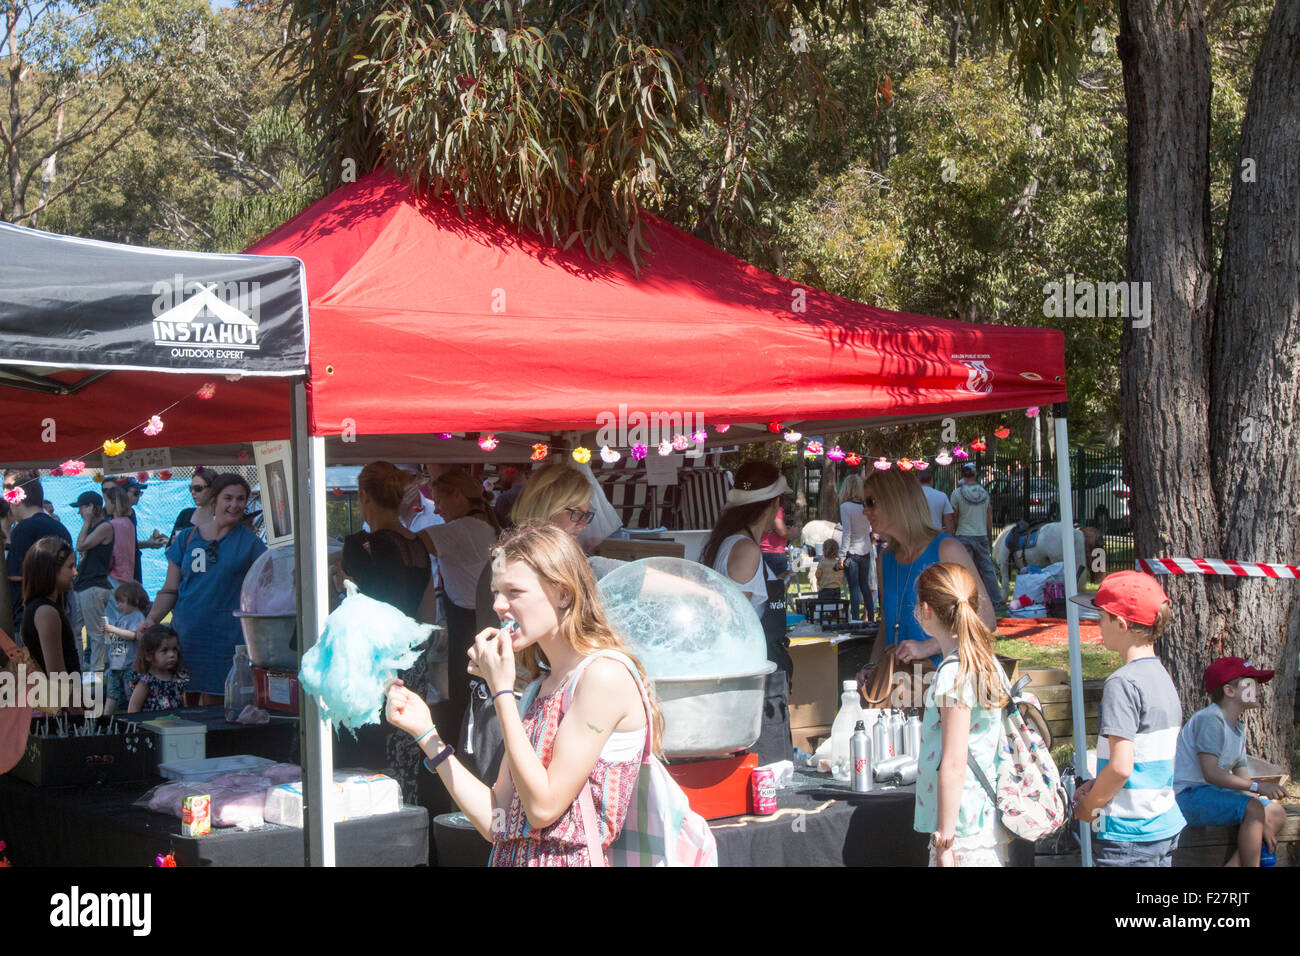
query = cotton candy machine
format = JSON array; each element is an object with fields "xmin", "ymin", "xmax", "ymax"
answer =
[
  {"xmin": 598, "ymin": 557, "xmax": 773, "ymax": 759},
  {"xmin": 235, "ymin": 545, "xmax": 300, "ymax": 671}
]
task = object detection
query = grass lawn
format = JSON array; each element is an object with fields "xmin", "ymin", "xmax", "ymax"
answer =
[{"xmin": 994, "ymin": 637, "xmax": 1120, "ymax": 680}]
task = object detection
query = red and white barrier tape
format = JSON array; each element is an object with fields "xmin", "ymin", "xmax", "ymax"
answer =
[{"xmin": 1137, "ymin": 557, "xmax": 1300, "ymax": 579}]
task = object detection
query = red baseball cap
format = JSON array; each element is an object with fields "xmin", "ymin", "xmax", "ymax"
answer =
[
  {"xmin": 1069, "ymin": 570, "xmax": 1170, "ymax": 626},
  {"xmin": 1203, "ymin": 657, "xmax": 1274, "ymax": 694}
]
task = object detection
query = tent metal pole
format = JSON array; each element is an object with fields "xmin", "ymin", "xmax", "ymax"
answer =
[
  {"xmin": 291, "ymin": 378, "xmax": 335, "ymax": 867},
  {"xmin": 1052, "ymin": 402, "xmax": 1091, "ymax": 867}
]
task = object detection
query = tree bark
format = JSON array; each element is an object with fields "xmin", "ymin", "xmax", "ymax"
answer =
[
  {"xmin": 1116, "ymin": 1, "xmax": 1224, "ymax": 722},
  {"xmin": 1207, "ymin": 0, "xmax": 1300, "ymax": 766}
]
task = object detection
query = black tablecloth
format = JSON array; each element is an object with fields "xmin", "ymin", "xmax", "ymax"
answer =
[
  {"xmin": 0, "ymin": 775, "xmax": 428, "ymax": 867},
  {"xmin": 432, "ymin": 773, "xmax": 931, "ymax": 867}
]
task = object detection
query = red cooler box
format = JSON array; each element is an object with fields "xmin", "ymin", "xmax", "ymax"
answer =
[{"xmin": 252, "ymin": 667, "xmax": 299, "ymax": 714}]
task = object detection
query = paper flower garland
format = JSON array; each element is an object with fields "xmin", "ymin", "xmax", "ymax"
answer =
[
  {"xmin": 845, "ymin": 453, "xmax": 862, "ymax": 467},
  {"xmin": 197, "ymin": 383, "xmax": 216, "ymax": 400},
  {"xmin": 935, "ymin": 449, "xmax": 953, "ymax": 466},
  {"xmin": 783, "ymin": 430, "xmax": 802, "ymax": 443},
  {"xmin": 994, "ymin": 425, "xmax": 1011, "ymax": 439},
  {"xmin": 531, "ymin": 443, "xmax": 549, "ymax": 461},
  {"xmin": 767, "ymin": 421, "xmax": 783, "ymax": 434},
  {"xmin": 953, "ymin": 445, "xmax": 969, "ymax": 460},
  {"xmin": 630, "ymin": 444, "xmax": 648, "ymax": 461},
  {"xmin": 897, "ymin": 458, "xmax": 914, "ymax": 471},
  {"xmin": 873, "ymin": 457, "xmax": 891, "ymax": 470},
  {"xmin": 671, "ymin": 434, "xmax": 689, "ymax": 452},
  {"xmin": 691, "ymin": 428, "xmax": 707, "ymax": 445},
  {"xmin": 159, "ymin": 470, "xmax": 172, "ymax": 481},
  {"xmin": 143, "ymin": 415, "xmax": 164, "ymax": 436},
  {"xmin": 572, "ymin": 447, "xmax": 592, "ymax": 465},
  {"xmin": 1025, "ymin": 406, "xmax": 1040, "ymax": 418},
  {"xmin": 715, "ymin": 424, "xmax": 730, "ymax": 434},
  {"xmin": 478, "ymin": 434, "xmax": 499, "ymax": 451},
  {"xmin": 827, "ymin": 446, "xmax": 846, "ymax": 461},
  {"xmin": 914, "ymin": 460, "xmax": 930, "ymax": 471},
  {"xmin": 60, "ymin": 459, "xmax": 85, "ymax": 476},
  {"xmin": 804, "ymin": 440, "xmax": 824, "ymax": 457},
  {"xmin": 3, "ymin": 487, "xmax": 24, "ymax": 505},
  {"xmin": 970, "ymin": 438, "xmax": 987, "ymax": 452},
  {"xmin": 600, "ymin": 445, "xmax": 621, "ymax": 464},
  {"xmin": 657, "ymin": 440, "xmax": 672, "ymax": 456},
  {"xmin": 103, "ymin": 439, "xmax": 126, "ymax": 457}
]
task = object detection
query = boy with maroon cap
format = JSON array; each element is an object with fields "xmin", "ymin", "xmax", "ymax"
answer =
[
  {"xmin": 1069, "ymin": 571, "xmax": 1185, "ymax": 865},
  {"xmin": 1173, "ymin": 658, "xmax": 1287, "ymax": 866}
]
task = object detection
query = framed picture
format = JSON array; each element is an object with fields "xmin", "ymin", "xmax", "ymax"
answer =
[{"xmin": 252, "ymin": 440, "xmax": 294, "ymax": 547}]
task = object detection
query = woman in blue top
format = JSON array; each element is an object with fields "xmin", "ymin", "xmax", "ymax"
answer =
[
  {"xmin": 142, "ymin": 474, "xmax": 267, "ymax": 703},
  {"xmin": 857, "ymin": 467, "xmax": 995, "ymax": 672}
]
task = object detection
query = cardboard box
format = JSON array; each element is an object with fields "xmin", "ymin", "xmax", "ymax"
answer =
[
  {"xmin": 791, "ymin": 724, "xmax": 832, "ymax": 755},
  {"xmin": 788, "ymin": 636, "xmax": 839, "ymax": 730},
  {"xmin": 594, "ymin": 538, "xmax": 686, "ymax": 562}
]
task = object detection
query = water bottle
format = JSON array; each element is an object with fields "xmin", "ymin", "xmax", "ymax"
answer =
[
  {"xmin": 850, "ymin": 720, "xmax": 872, "ymax": 792},
  {"xmin": 830, "ymin": 680, "xmax": 863, "ymax": 782},
  {"xmin": 1260, "ymin": 846, "xmax": 1276, "ymax": 867},
  {"xmin": 890, "ymin": 712, "xmax": 905, "ymax": 760},
  {"xmin": 873, "ymin": 709, "xmax": 892, "ymax": 759},
  {"xmin": 224, "ymin": 645, "xmax": 256, "ymax": 722},
  {"xmin": 905, "ymin": 716, "xmax": 922, "ymax": 759}
]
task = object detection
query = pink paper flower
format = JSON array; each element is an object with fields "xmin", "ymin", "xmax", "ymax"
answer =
[
  {"xmin": 826, "ymin": 446, "xmax": 846, "ymax": 461},
  {"xmin": 1025, "ymin": 406, "xmax": 1040, "ymax": 419},
  {"xmin": 143, "ymin": 415, "xmax": 164, "ymax": 436},
  {"xmin": 437, "ymin": 433, "xmax": 453, "ymax": 440},
  {"xmin": 952, "ymin": 445, "xmax": 969, "ymax": 460},
  {"xmin": 657, "ymin": 440, "xmax": 672, "ymax": 456},
  {"xmin": 671, "ymin": 434, "xmax": 689, "ymax": 452},
  {"xmin": 630, "ymin": 444, "xmax": 648, "ymax": 461},
  {"xmin": 3, "ymin": 487, "xmax": 25, "ymax": 505},
  {"xmin": 805, "ymin": 440, "xmax": 823, "ymax": 456},
  {"xmin": 783, "ymin": 430, "xmax": 802, "ymax": 443},
  {"xmin": 935, "ymin": 449, "xmax": 953, "ymax": 466},
  {"xmin": 197, "ymin": 383, "xmax": 217, "ymax": 400},
  {"xmin": 914, "ymin": 460, "xmax": 930, "ymax": 471},
  {"xmin": 60, "ymin": 459, "xmax": 86, "ymax": 476},
  {"xmin": 691, "ymin": 428, "xmax": 707, "ymax": 445},
  {"xmin": 873, "ymin": 457, "xmax": 891, "ymax": 470},
  {"xmin": 478, "ymin": 434, "xmax": 499, "ymax": 451},
  {"xmin": 715, "ymin": 424, "xmax": 730, "ymax": 434}
]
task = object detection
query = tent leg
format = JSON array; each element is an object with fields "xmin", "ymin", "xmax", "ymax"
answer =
[
  {"xmin": 291, "ymin": 379, "xmax": 335, "ymax": 867},
  {"xmin": 1053, "ymin": 403, "xmax": 1091, "ymax": 867}
]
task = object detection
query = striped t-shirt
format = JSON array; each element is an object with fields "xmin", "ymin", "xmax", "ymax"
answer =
[{"xmin": 1095, "ymin": 657, "xmax": 1186, "ymax": 842}]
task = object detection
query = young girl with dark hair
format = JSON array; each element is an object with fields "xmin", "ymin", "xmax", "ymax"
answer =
[{"xmin": 127, "ymin": 624, "xmax": 189, "ymax": 712}]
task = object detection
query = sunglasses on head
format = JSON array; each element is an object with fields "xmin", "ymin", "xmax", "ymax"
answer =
[{"xmin": 562, "ymin": 507, "xmax": 596, "ymax": 526}]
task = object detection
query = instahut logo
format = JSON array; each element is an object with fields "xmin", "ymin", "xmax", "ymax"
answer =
[{"xmin": 151, "ymin": 275, "xmax": 261, "ymax": 356}]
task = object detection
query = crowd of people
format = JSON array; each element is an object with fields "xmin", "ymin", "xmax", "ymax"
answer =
[{"xmin": 2, "ymin": 457, "xmax": 1288, "ymax": 869}]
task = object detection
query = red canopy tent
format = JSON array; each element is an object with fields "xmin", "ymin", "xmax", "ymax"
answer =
[{"xmin": 248, "ymin": 171, "xmax": 1068, "ymax": 441}]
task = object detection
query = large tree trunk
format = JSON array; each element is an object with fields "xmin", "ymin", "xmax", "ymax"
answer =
[
  {"xmin": 1208, "ymin": 0, "xmax": 1300, "ymax": 766},
  {"xmin": 1116, "ymin": 2, "xmax": 1223, "ymax": 719}
]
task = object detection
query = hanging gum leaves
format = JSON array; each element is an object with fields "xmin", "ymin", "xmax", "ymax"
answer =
[{"xmin": 277, "ymin": 0, "xmax": 854, "ymax": 266}]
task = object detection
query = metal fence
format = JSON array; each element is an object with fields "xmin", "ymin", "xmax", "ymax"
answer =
[{"xmin": 934, "ymin": 445, "xmax": 1134, "ymax": 572}]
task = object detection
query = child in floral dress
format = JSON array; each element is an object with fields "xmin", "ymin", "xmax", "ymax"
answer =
[{"xmin": 127, "ymin": 624, "xmax": 190, "ymax": 712}]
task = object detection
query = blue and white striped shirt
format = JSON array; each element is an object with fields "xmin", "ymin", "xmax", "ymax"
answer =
[{"xmin": 1096, "ymin": 657, "xmax": 1186, "ymax": 842}]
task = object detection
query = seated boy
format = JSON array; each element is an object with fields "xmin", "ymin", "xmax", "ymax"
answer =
[
  {"xmin": 1069, "ymin": 571, "xmax": 1185, "ymax": 865},
  {"xmin": 1173, "ymin": 658, "xmax": 1288, "ymax": 866}
]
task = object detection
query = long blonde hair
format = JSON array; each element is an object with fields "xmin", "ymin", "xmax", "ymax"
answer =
[
  {"xmin": 916, "ymin": 563, "xmax": 1007, "ymax": 708},
  {"xmin": 511, "ymin": 464, "xmax": 591, "ymax": 525},
  {"xmin": 863, "ymin": 468, "xmax": 938, "ymax": 552},
  {"xmin": 840, "ymin": 474, "xmax": 865, "ymax": 504},
  {"xmin": 494, "ymin": 522, "xmax": 664, "ymax": 756}
]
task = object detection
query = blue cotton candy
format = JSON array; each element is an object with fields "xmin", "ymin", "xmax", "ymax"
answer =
[{"xmin": 299, "ymin": 582, "xmax": 432, "ymax": 731}]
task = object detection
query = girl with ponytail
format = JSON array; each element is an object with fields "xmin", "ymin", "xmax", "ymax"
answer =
[{"xmin": 912, "ymin": 562, "xmax": 1010, "ymax": 867}]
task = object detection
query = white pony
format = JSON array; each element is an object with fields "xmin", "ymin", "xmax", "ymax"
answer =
[{"xmin": 992, "ymin": 522, "xmax": 1088, "ymax": 602}]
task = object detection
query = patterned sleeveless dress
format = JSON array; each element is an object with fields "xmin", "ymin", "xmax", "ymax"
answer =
[{"xmin": 489, "ymin": 671, "xmax": 644, "ymax": 867}]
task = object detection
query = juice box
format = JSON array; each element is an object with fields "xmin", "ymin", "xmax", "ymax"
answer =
[{"xmin": 181, "ymin": 793, "xmax": 211, "ymax": 837}]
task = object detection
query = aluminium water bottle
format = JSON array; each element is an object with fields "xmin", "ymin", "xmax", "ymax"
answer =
[
  {"xmin": 873, "ymin": 710, "xmax": 892, "ymax": 760},
  {"xmin": 850, "ymin": 720, "xmax": 872, "ymax": 792}
]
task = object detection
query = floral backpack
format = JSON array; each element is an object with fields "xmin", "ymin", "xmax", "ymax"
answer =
[
  {"xmin": 558, "ymin": 650, "xmax": 718, "ymax": 867},
  {"xmin": 966, "ymin": 669, "xmax": 1070, "ymax": 841}
]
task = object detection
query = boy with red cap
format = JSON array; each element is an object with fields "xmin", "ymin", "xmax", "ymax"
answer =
[
  {"xmin": 1173, "ymin": 658, "xmax": 1287, "ymax": 866},
  {"xmin": 1069, "ymin": 571, "xmax": 1186, "ymax": 865}
]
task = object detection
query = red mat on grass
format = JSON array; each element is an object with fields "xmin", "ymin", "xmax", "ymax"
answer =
[{"xmin": 995, "ymin": 617, "xmax": 1102, "ymax": 647}]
